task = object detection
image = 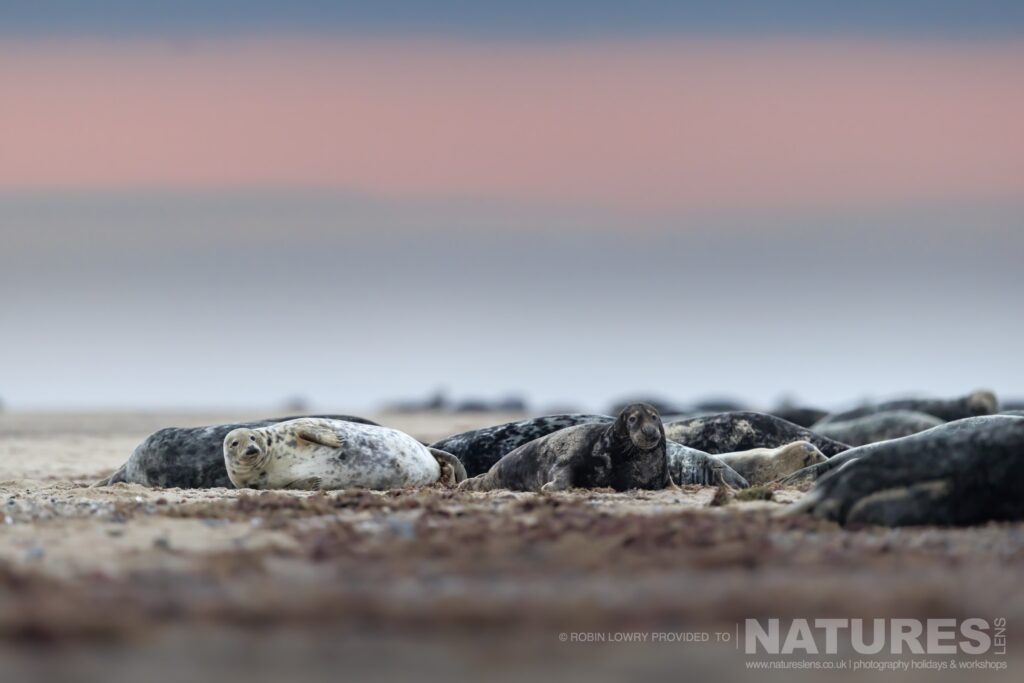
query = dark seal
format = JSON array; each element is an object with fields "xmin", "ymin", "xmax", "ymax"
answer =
[
  {"xmin": 459, "ymin": 403, "xmax": 669, "ymax": 492},
  {"xmin": 430, "ymin": 414, "xmax": 614, "ymax": 477},
  {"xmin": 94, "ymin": 414, "xmax": 378, "ymax": 488},
  {"xmin": 769, "ymin": 405, "xmax": 830, "ymax": 428},
  {"xmin": 812, "ymin": 410, "xmax": 944, "ymax": 447},
  {"xmin": 789, "ymin": 415, "xmax": 1024, "ymax": 527},
  {"xmin": 813, "ymin": 390, "xmax": 997, "ymax": 426},
  {"xmin": 663, "ymin": 411, "xmax": 849, "ymax": 458}
]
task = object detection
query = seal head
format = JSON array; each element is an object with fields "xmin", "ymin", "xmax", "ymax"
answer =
[
  {"xmin": 600, "ymin": 402, "xmax": 668, "ymax": 491},
  {"xmin": 223, "ymin": 427, "xmax": 272, "ymax": 486}
]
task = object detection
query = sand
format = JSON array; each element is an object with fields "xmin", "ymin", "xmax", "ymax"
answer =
[{"xmin": 1, "ymin": 410, "xmax": 1020, "ymax": 681}]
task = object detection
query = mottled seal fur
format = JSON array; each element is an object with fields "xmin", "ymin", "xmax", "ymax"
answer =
[
  {"xmin": 714, "ymin": 441, "xmax": 827, "ymax": 485},
  {"xmin": 94, "ymin": 414, "xmax": 378, "ymax": 488},
  {"xmin": 430, "ymin": 414, "xmax": 614, "ymax": 477},
  {"xmin": 224, "ymin": 418, "xmax": 466, "ymax": 490},
  {"xmin": 789, "ymin": 416, "xmax": 1024, "ymax": 527},
  {"xmin": 812, "ymin": 410, "xmax": 944, "ymax": 446},
  {"xmin": 813, "ymin": 390, "xmax": 998, "ymax": 426},
  {"xmin": 667, "ymin": 442, "xmax": 749, "ymax": 488},
  {"xmin": 663, "ymin": 411, "xmax": 849, "ymax": 457},
  {"xmin": 459, "ymin": 403, "xmax": 668, "ymax": 492}
]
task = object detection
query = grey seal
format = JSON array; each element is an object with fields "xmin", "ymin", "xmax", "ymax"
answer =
[
  {"xmin": 459, "ymin": 403, "xmax": 668, "ymax": 492},
  {"xmin": 813, "ymin": 389, "xmax": 998, "ymax": 426},
  {"xmin": 714, "ymin": 441, "xmax": 828, "ymax": 485},
  {"xmin": 224, "ymin": 418, "xmax": 466, "ymax": 490},
  {"xmin": 430, "ymin": 414, "xmax": 614, "ymax": 477},
  {"xmin": 94, "ymin": 414, "xmax": 378, "ymax": 488},
  {"xmin": 769, "ymin": 405, "xmax": 830, "ymax": 428},
  {"xmin": 789, "ymin": 415, "xmax": 1024, "ymax": 527},
  {"xmin": 663, "ymin": 411, "xmax": 849, "ymax": 457},
  {"xmin": 666, "ymin": 442, "xmax": 749, "ymax": 488},
  {"xmin": 812, "ymin": 410, "xmax": 944, "ymax": 446}
]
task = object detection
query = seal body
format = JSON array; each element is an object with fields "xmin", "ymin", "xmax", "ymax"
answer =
[
  {"xmin": 713, "ymin": 441, "xmax": 827, "ymax": 485},
  {"xmin": 430, "ymin": 414, "xmax": 613, "ymax": 477},
  {"xmin": 664, "ymin": 411, "xmax": 849, "ymax": 458},
  {"xmin": 667, "ymin": 442, "xmax": 749, "ymax": 488},
  {"xmin": 459, "ymin": 403, "xmax": 668, "ymax": 492},
  {"xmin": 95, "ymin": 414, "xmax": 378, "ymax": 488},
  {"xmin": 789, "ymin": 416, "xmax": 1024, "ymax": 527},
  {"xmin": 813, "ymin": 390, "xmax": 997, "ymax": 426},
  {"xmin": 224, "ymin": 418, "xmax": 465, "ymax": 490},
  {"xmin": 812, "ymin": 410, "xmax": 943, "ymax": 447}
]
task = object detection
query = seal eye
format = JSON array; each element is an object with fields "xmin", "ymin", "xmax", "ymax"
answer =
[
  {"xmin": 250, "ymin": 435, "xmax": 255, "ymax": 441},
  {"xmin": 231, "ymin": 440, "xmax": 238, "ymax": 447},
  {"xmin": 628, "ymin": 416, "xmax": 637, "ymax": 424}
]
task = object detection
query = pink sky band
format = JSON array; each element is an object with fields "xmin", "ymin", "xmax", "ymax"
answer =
[{"xmin": 2, "ymin": 38, "xmax": 1022, "ymax": 212}]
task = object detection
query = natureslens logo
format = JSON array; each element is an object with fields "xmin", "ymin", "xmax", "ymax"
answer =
[{"xmin": 744, "ymin": 618, "xmax": 1007, "ymax": 656}]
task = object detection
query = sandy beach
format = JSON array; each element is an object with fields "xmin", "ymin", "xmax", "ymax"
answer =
[{"xmin": 1, "ymin": 410, "xmax": 1021, "ymax": 681}]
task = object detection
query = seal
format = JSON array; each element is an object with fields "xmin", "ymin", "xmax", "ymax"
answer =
[
  {"xmin": 663, "ymin": 411, "xmax": 849, "ymax": 457},
  {"xmin": 430, "ymin": 414, "xmax": 614, "ymax": 477},
  {"xmin": 788, "ymin": 415, "xmax": 1024, "ymax": 527},
  {"xmin": 667, "ymin": 442, "xmax": 749, "ymax": 488},
  {"xmin": 811, "ymin": 410, "xmax": 944, "ymax": 447},
  {"xmin": 713, "ymin": 441, "xmax": 828, "ymax": 485},
  {"xmin": 223, "ymin": 418, "xmax": 466, "ymax": 490},
  {"xmin": 783, "ymin": 414, "xmax": 1023, "ymax": 486},
  {"xmin": 813, "ymin": 389, "xmax": 998, "ymax": 426},
  {"xmin": 458, "ymin": 403, "xmax": 668, "ymax": 492},
  {"xmin": 769, "ymin": 405, "xmax": 830, "ymax": 428},
  {"xmin": 93, "ymin": 414, "xmax": 378, "ymax": 488}
]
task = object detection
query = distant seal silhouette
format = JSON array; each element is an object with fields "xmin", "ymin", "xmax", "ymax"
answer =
[
  {"xmin": 224, "ymin": 418, "xmax": 466, "ymax": 490},
  {"xmin": 667, "ymin": 442, "xmax": 749, "ymax": 488},
  {"xmin": 714, "ymin": 441, "xmax": 827, "ymax": 485},
  {"xmin": 813, "ymin": 390, "xmax": 997, "ymax": 426},
  {"xmin": 812, "ymin": 410, "xmax": 944, "ymax": 446},
  {"xmin": 430, "ymin": 414, "xmax": 614, "ymax": 477},
  {"xmin": 769, "ymin": 405, "xmax": 829, "ymax": 428},
  {"xmin": 789, "ymin": 416, "xmax": 1024, "ymax": 527},
  {"xmin": 663, "ymin": 411, "xmax": 849, "ymax": 457},
  {"xmin": 459, "ymin": 403, "xmax": 668, "ymax": 492},
  {"xmin": 94, "ymin": 414, "xmax": 378, "ymax": 488}
]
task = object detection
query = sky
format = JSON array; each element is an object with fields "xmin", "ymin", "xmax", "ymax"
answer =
[{"xmin": 1, "ymin": 4, "xmax": 1021, "ymax": 412}]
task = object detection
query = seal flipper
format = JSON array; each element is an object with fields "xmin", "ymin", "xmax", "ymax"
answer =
[
  {"xmin": 91, "ymin": 463, "xmax": 128, "ymax": 487},
  {"xmin": 295, "ymin": 426, "xmax": 345, "ymax": 449},
  {"xmin": 428, "ymin": 448, "xmax": 467, "ymax": 485},
  {"xmin": 283, "ymin": 476, "xmax": 323, "ymax": 491},
  {"xmin": 540, "ymin": 465, "xmax": 573, "ymax": 492},
  {"xmin": 457, "ymin": 473, "xmax": 492, "ymax": 491}
]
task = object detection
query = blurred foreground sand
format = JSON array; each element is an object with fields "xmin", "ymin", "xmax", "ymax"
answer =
[{"xmin": 0, "ymin": 411, "xmax": 1020, "ymax": 682}]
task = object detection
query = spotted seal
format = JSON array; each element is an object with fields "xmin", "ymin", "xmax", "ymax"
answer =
[
  {"xmin": 458, "ymin": 403, "xmax": 668, "ymax": 492},
  {"xmin": 430, "ymin": 414, "xmax": 614, "ymax": 477},
  {"xmin": 813, "ymin": 389, "xmax": 998, "ymax": 426},
  {"xmin": 713, "ymin": 441, "xmax": 828, "ymax": 485},
  {"xmin": 94, "ymin": 414, "xmax": 378, "ymax": 488},
  {"xmin": 224, "ymin": 418, "xmax": 466, "ymax": 490},
  {"xmin": 811, "ymin": 410, "xmax": 944, "ymax": 446},
  {"xmin": 663, "ymin": 411, "xmax": 849, "ymax": 457},
  {"xmin": 789, "ymin": 416, "xmax": 1024, "ymax": 527}
]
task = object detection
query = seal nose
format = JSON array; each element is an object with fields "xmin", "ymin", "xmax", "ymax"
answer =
[
  {"xmin": 642, "ymin": 425, "xmax": 659, "ymax": 440},
  {"xmin": 244, "ymin": 445, "xmax": 259, "ymax": 456}
]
